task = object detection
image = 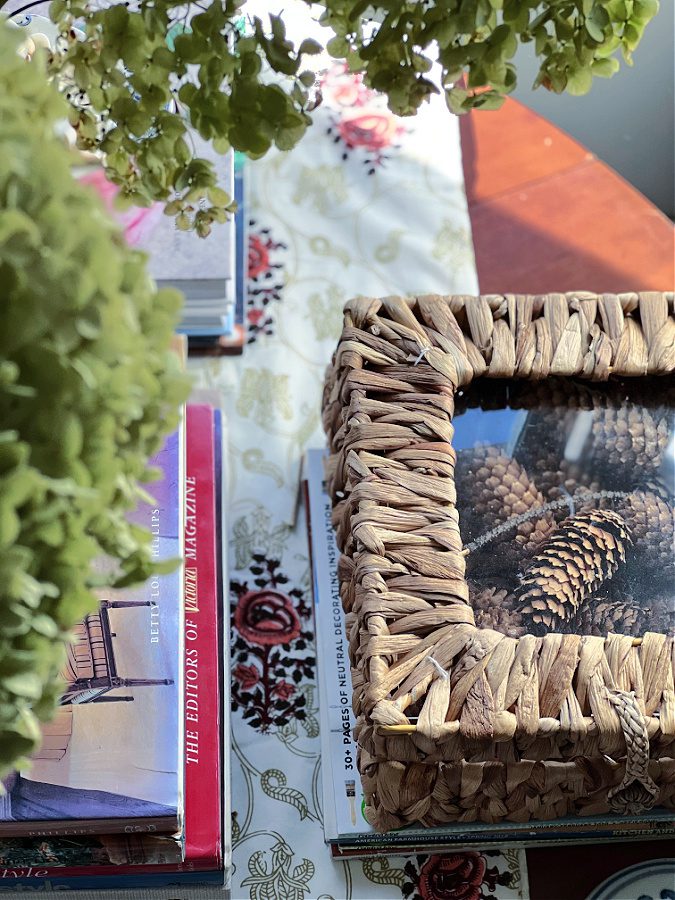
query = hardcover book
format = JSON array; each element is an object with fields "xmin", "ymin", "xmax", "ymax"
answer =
[
  {"xmin": 0, "ymin": 431, "xmax": 185, "ymax": 839},
  {"xmin": 188, "ymin": 152, "xmax": 247, "ymax": 354},
  {"xmin": 136, "ymin": 134, "xmax": 235, "ymax": 305},
  {"xmin": 183, "ymin": 404, "xmax": 222, "ymax": 869},
  {"xmin": 0, "ymin": 409, "xmax": 227, "ymax": 890}
]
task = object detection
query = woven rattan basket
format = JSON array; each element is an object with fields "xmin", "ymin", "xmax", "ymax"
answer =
[{"xmin": 321, "ymin": 293, "xmax": 675, "ymax": 832}]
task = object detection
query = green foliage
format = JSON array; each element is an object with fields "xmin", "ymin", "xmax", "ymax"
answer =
[
  {"xmin": 0, "ymin": 23, "xmax": 189, "ymax": 777},
  {"xmin": 43, "ymin": 0, "xmax": 658, "ymax": 229}
]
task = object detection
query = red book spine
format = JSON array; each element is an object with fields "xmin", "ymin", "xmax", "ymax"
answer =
[
  {"xmin": 182, "ymin": 404, "xmax": 222, "ymax": 866},
  {"xmin": 0, "ymin": 405, "xmax": 222, "ymax": 880}
]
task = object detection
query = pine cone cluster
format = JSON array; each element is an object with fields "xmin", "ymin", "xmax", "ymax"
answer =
[
  {"xmin": 566, "ymin": 598, "xmax": 648, "ymax": 637},
  {"xmin": 516, "ymin": 510, "xmax": 632, "ymax": 632},
  {"xmin": 469, "ymin": 584, "xmax": 525, "ymax": 637},
  {"xmin": 534, "ymin": 454, "xmax": 603, "ymax": 509},
  {"xmin": 457, "ymin": 378, "xmax": 672, "ymax": 641}
]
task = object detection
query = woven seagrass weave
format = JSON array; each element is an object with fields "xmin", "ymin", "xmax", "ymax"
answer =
[{"xmin": 321, "ymin": 293, "xmax": 675, "ymax": 832}]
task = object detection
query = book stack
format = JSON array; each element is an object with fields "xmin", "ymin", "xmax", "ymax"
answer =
[
  {"xmin": 303, "ymin": 449, "xmax": 675, "ymax": 859},
  {"xmin": 0, "ymin": 403, "xmax": 231, "ymax": 893},
  {"xmin": 136, "ymin": 143, "xmax": 248, "ymax": 356},
  {"xmin": 76, "ymin": 140, "xmax": 248, "ymax": 356}
]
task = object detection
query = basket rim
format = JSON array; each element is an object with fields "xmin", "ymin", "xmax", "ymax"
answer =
[{"xmin": 323, "ymin": 293, "xmax": 675, "ymax": 742}]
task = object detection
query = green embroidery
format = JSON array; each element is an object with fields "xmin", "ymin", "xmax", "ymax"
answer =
[
  {"xmin": 309, "ymin": 235, "xmax": 350, "ymax": 267},
  {"xmin": 502, "ymin": 848, "xmax": 523, "ymax": 895},
  {"xmin": 374, "ymin": 229, "xmax": 405, "ymax": 264},
  {"xmin": 231, "ymin": 507, "xmax": 291, "ymax": 571},
  {"xmin": 242, "ymin": 448, "xmax": 285, "ymax": 487},
  {"xmin": 260, "ymin": 769, "xmax": 312, "ymax": 821},
  {"xmin": 307, "ymin": 288, "xmax": 345, "ymax": 341},
  {"xmin": 237, "ymin": 368, "xmax": 293, "ymax": 428},
  {"xmin": 242, "ymin": 839, "xmax": 315, "ymax": 900},
  {"xmin": 362, "ymin": 857, "xmax": 407, "ymax": 888},
  {"xmin": 432, "ymin": 217, "xmax": 472, "ymax": 268},
  {"xmin": 293, "ymin": 165, "xmax": 348, "ymax": 213}
]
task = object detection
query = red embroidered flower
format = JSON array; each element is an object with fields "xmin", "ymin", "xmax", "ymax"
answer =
[
  {"xmin": 337, "ymin": 110, "xmax": 401, "ymax": 152},
  {"xmin": 232, "ymin": 663, "xmax": 261, "ymax": 690},
  {"xmin": 248, "ymin": 234, "xmax": 271, "ymax": 279},
  {"xmin": 272, "ymin": 680, "xmax": 295, "ymax": 701},
  {"xmin": 418, "ymin": 853, "xmax": 487, "ymax": 900},
  {"xmin": 321, "ymin": 63, "xmax": 371, "ymax": 108},
  {"xmin": 234, "ymin": 590, "xmax": 302, "ymax": 647}
]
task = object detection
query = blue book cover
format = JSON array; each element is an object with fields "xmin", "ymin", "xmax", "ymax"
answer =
[{"xmin": 0, "ymin": 431, "xmax": 184, "ymax": 838}]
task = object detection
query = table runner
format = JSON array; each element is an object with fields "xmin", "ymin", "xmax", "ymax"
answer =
[{"xmin": 191, "ymin": 17, "xmax": 528, "ymax": 898}]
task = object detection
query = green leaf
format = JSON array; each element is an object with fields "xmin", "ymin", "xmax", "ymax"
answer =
[
  {"xmin": 326, "ymin": 36, "xmax": 349, "ymax": 57},
  {"xmin": 298, "ymin": 38, "xmax": 322, "ymax": 55},
  {"xmin": 632, "ymin": 0, "xmax": 659, "ymax": 22},
  {"xmin": 566, "ymin": 65, "xmax": 593, "ymax": 94},
  {"xmin": 585, "ymin": 19, "xmax": 605, "ymax": 41},
  {"xmin": 4, "ymin": 673, "xmax": 44, "ymax": 700},
  {"xmin": 591, "ymin": 56, "xmax": 620, "ymax": 76}
]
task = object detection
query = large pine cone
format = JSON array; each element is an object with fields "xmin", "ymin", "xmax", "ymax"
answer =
[
  {"xmin": 456, "ymin": 446, "xmax": 557, "ymax": 558},
  {"xmin": 590, "ymin": 402, "xmax": 670, "ymax": 484},
  {"xmin": 516, "ymin": 509, "xmax": 632, "ymax": 632}
]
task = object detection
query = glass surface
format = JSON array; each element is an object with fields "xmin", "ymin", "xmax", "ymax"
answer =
[{"xmin": 453, "ymin": 378, "xmax": 674, "ymax": 638}]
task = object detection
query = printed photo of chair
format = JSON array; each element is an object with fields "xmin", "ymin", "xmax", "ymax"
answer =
[{"xmin": 61, "ymin": 599, "xmax": 174, "ymax": 705}]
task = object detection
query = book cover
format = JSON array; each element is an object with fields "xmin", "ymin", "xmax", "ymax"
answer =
[
  {"xmin": 188, "ymin": 152, "xmax": 247, "ymax": 354},
  {"xmin": 0, "ymin": 832, "xmax": 182, "ymax": 871},
  {"xmin": 0, "ymin": 868, "xmax": 225, "ymax": 892},
  {"xmin": 136, "ymin": 135, "xmax": 235, "ymax": 299},
  {"xmin": 0, "ymin": 431, "xmax": 184, "ymax": 839},
  {"xmin": 304, "ymin": 449, "xmax": 675, "ymax": 853},
  {"xmin": 183, "ymin": 404, "xmax": 222, "ymax": 867},
  {"xmin": 0, "ymin": 411, "xmax": 226, "ymax": 884}
]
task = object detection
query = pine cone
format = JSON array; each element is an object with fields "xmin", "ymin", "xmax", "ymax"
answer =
[
  {"xmin": 474, "ymin": 605, "xmax": 526, "ymax": 638},
  {"xmin": 566, "ymin": 598, "xmax": 648, "ymax": 637},
  {"xmin": 620, "ymin": 491, "xmax": 674, "ymax": 570},
  {"xmin": 517, "ymin": 509, "xmax": 632, "ymax": 632},
  {"xmin": 470, "ymin": 584, "xmax": 525, "ymax": 638},
  {"xmin": 510, "ymin": 379, "xmax": 596, "ymax": 415},
  {"xmin": 591, "ymin": 402, "xmax": 670, "ymax": 484},
  {"xmin": 534, "ymin": 456, "xmax": 603, "ymax": 512},
  {"xmin": 456, "ymin": 446, "xmax": 557, "ymax": 557},
  {"xmin": 648, "ymin": 595, "xmax": 675, "ymax": 637},
  {"xmin": 509, "ymin": 380, "xmax": 595, "ymax": 470}
]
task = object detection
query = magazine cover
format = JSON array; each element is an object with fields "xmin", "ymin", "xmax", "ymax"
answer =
[
  {"xmin": 0, "ymin": 431, "xmax": 184, "ymax": 839},
  {"xmin": 0, "ymin": 413, "xmax": 229, "ymax": 888}
]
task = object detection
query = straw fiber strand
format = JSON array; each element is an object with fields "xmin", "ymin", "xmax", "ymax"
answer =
[{"xmin": 322, "ymin": 293, "xmax": 675, "ymax": 831}]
